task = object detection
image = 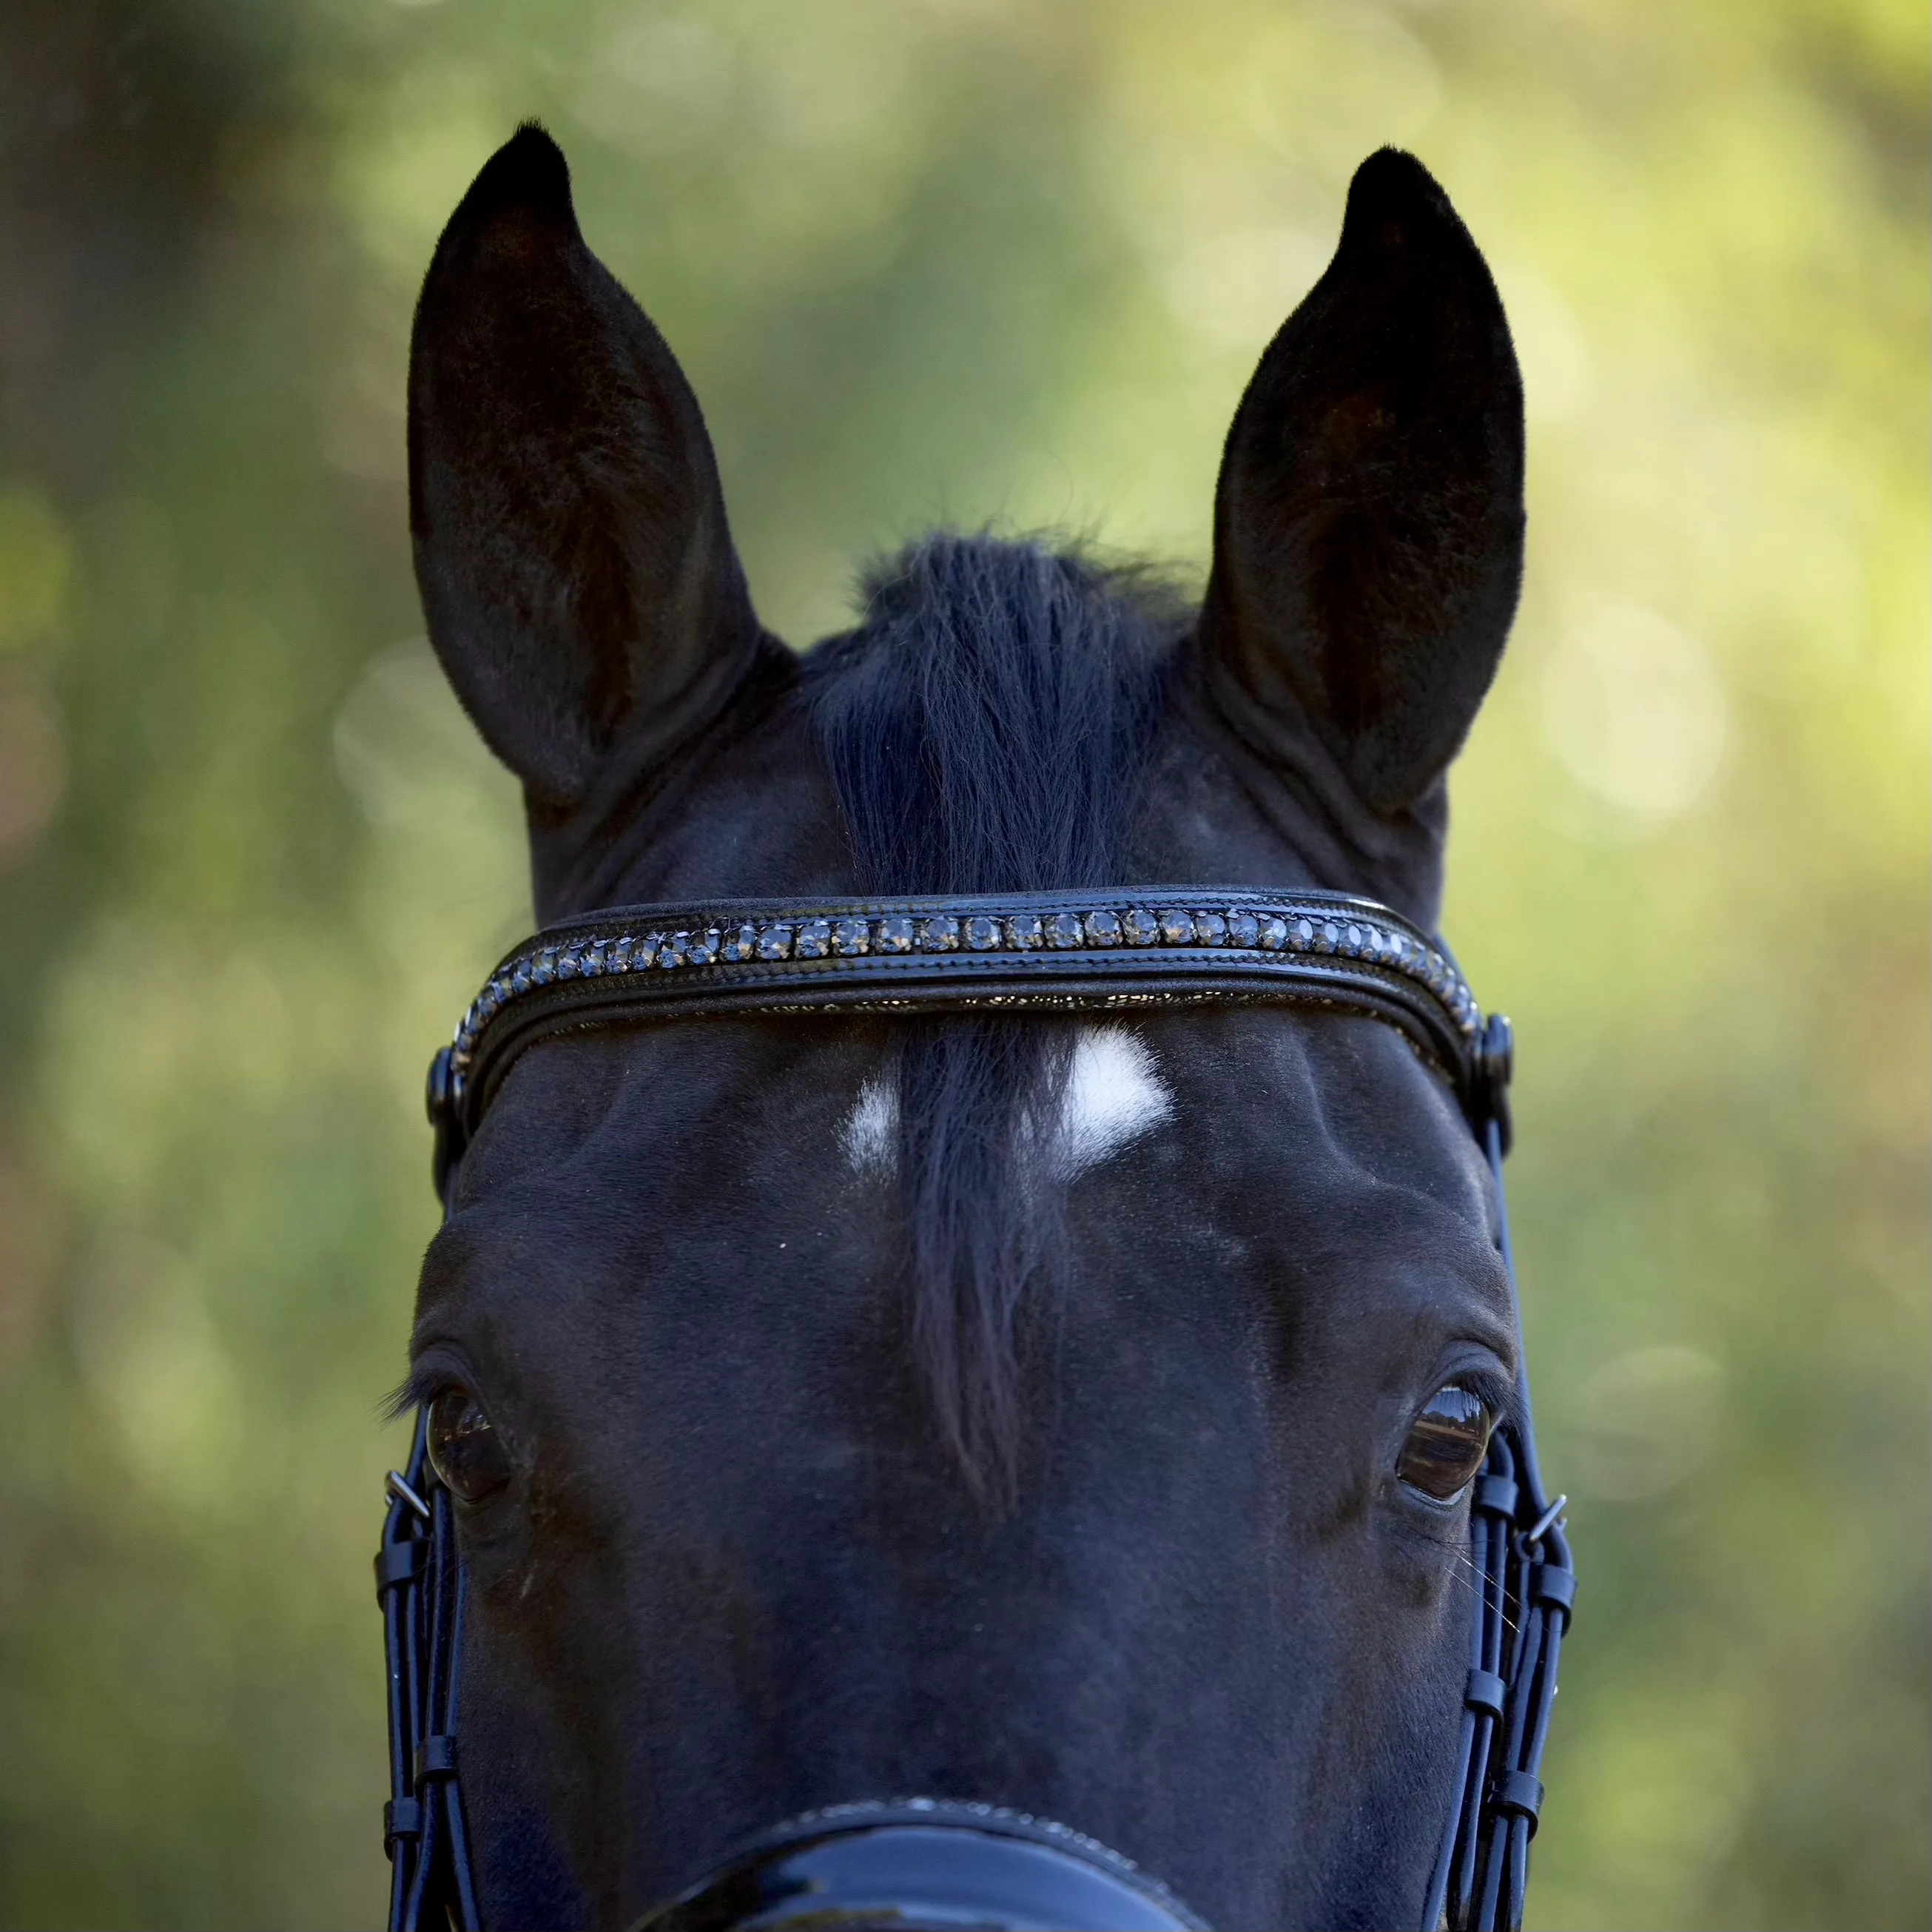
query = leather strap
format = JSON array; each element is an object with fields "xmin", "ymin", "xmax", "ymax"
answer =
[{"xmin": 429, "ymin": 888, "xmax": 1499, "ymax": 1186}]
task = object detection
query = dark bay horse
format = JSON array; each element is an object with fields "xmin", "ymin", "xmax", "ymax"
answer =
[{"xmin": 392, "ymin": 123, "xmax": 1541, "ymax": 1930}]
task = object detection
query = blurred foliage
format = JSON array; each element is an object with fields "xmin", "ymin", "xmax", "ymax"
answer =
[{"xmin": 0, "ymin": 1, "xmax": 1924, "ymax": 1927}]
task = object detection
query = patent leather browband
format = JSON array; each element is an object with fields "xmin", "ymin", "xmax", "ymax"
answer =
[{"xmin": 427, "ymin": 887, "xmax": 1508, "ymax": 1194}]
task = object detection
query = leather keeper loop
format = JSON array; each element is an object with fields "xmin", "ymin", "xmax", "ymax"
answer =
[
  {"xmin": 1493, "ymin": 1769, "xmax": 1544, "ymax": 1832},
  {"xmin": 1532, "ymin": 1563, "xmax": 1577, "ymax": 1623},
  {"xmin": 1474, "ymin": 1474, "xmax": 1518, "ymax": 1518},
  {"xmin": 374, "ymin": 1541, "xmax": 426, "ymax": 1599},
  {"xmin": 1464, "ymin": 1668, "xmax": 1507, "ymax": 1718},
  {"xmin": 383, "ymin": 1797, "xmax": 422, "ymax": 1850},
  {"xmin": 415, "ymin": 1734, "xmax": 459, "ymax": 1783}
]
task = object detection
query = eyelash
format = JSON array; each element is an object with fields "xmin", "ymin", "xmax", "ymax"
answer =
[
  {"xmin": 1446, "ymin": 1366, "xmax": 1517, "ymax": 1432},
  {"xmin": 385, "ymin": 1359, "xmax": 465, "ymax": 1424}
]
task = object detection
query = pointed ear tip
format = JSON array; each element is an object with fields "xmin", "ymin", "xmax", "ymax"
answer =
[
  {"xmin": 459, "ymin": 122, "xmax": 574, "ymax": 223},
  {"xmin": 1346, "ymin": 148, "xmax": 1456, "ymax": 223}
]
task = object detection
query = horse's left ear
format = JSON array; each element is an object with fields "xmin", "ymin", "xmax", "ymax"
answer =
[
  {"xmin": 408, "ymin": 124, "xmax": 762, "ymax": 817},
  {"xmin": 1200, "ymin": 149, "xmax": 1524, "ymax": 816}
]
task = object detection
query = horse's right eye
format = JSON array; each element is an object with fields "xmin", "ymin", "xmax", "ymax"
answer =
[
  {"xmin": 1397, "ymin": 1386, "xmax": 1493, "ymax": 1502},
  {"xmin": 427, "ymin": 1387, "xmax": 512, "ymax": 1504}
]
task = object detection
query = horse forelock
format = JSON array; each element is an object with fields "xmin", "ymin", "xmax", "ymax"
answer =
[{"xmin": 805, "ymin": 534, "xmax": 1185, "ymax": 1495}]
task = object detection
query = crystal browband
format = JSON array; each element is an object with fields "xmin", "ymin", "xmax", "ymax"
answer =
[{"xmin": 428, "ymin": 889, "xmax": 1505, "ymax": 1182}]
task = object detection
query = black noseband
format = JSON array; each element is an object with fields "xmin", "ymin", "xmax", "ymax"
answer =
[
  {"xmin": 377, "ymin": 887, "xmax": 1573, "ymax": 1932},
  {"xmin": 630, "ymin": 1801, "xmax": 1207, "ymax": 1932}
]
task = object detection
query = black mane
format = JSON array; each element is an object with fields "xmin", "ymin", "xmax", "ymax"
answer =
[{"xmin": 808, "ymin": 535, "xmax": 1184, "ymax": 1492}]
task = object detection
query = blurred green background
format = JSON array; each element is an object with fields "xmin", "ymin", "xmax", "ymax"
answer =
[{"xmin": 0, "ymin": 1, "xmax": 1925, "ymax": 1926}]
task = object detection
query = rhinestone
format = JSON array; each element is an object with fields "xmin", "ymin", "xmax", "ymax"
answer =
[
  {"xmin": 831, "ymin": 918, "xmax": 869, "ymax": 956},
  {"xmin": 756, "ymin": 924, "xmax": 794, "ymax": 961},
  {"xmin": 876, "ymin": 915, "xmax": 916, "ymax": 955},
  {"xmin": 1339, "ymin": 923, "xmax": 1360, "ymax": 955},
  {"xmin": 476, "ymin": 988, "xmax": 500, "ymax": 1020},
  {"xmin": 965, "ymin": 915, "xmax": 1001, "ymax": 951},
  {"xmin": 531, "ymin": 948, "xmax": 559, "ymax": 986},
  {"xmin": 1194, "ymin": 911, "xmax": 1228, "ymax": 946},
  {"xmin": 1046, "ymin": 912, "xmax": 1085, "ymax": 949},
  {"xmin": 1122, "ymin": 908, "xmax": 1161, "ymax": 946},
  {"xmin": 582, "ymin": 943, "xmax": 609, "ymax": 976},
  {"xmin": 609, "ymin": 935, "xmax": 635, "ymax": 967},
  {"xmin": 1227, "ymin": 911, "xmax": 1259, "ymax": 949},
  {"xmin": 1255, "ymin": 915, "xmax": 1285, "ymax": 951},
  {"xmin": 1315, "ymin": 921, "xmax": 1340, "ymax": 954},
  {"xmin": 1159, "ymin": 908, "xmax": 1194, "ymax": 945},
  {"xmin": 556, "ymin": 947, "xmax": 581, "ymax": 979},
  {"xmin": 795, "ymin": 920, "xmax": 832, "ymax": 959},
  {"xmin": 1288, "ymin": 918, "xmax": 1315, "ymax": 951},
  {"xmin": 918, "ymin": 915, "xmax": 960, "ymax": 952},
  {"xmin": 1083, "ymin": 909, "xmax": 1123, "ymax": 946},
  {"xmin": 656, "ymin": 935, "xmax": 687, "ymax": 968},
  {"xmin": 1006, "ymin": 913, "xmax": 1046, "ymax": 950},
  {"xmin": 684, "ymin": 928, "xmax": 721, "ymax": 966},
  {"xmin": 509, "ymin": 962, "xmax": 533, "ymax": 994},
  {"xmin": 721, "ymin": 924, "xmax": 758, "ymax": 963}
]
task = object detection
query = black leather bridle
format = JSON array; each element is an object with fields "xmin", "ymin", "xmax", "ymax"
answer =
[{"xmin": 375, "ymin": 888, "xmax": 1575, "ymax": 1931}]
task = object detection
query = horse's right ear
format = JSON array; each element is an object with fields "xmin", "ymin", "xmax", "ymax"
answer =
[{"xmin": 408, "ymin": 125, "xmax": 761, "ymax": 813}]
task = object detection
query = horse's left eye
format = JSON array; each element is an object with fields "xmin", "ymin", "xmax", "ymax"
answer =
[
  {"xmin": 427, "ymin": 1387, "xmax": 512, "ymax": 1504},
  {"xmin": 1397, "ymin": 1386, "xmax": 1494, "ymax": 1501}
]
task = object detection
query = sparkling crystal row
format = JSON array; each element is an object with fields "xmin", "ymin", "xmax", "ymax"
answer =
[{"xmin": 447, "ymin": 900, "xmax": 1481, "ymax": 1092}]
